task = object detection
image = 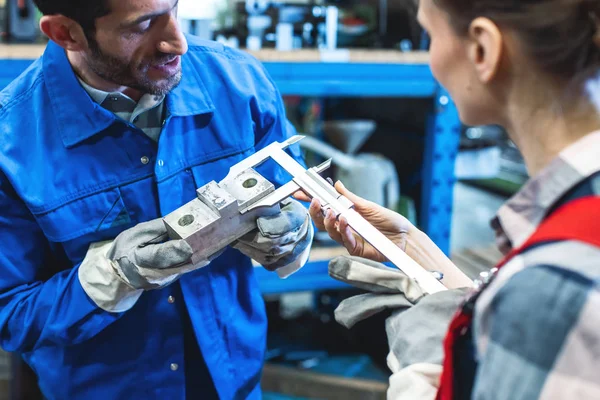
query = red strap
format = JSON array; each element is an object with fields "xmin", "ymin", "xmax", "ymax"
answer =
[
  {"xmin": 437, "ymin": 195, "xmax": 600, "ymax": 400},
  {"xmin": 498, "ymin": 196, "xmax": 600, "ymax": 268}
]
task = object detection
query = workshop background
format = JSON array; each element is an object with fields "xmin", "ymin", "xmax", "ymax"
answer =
[{"xmin": 0, "ymin": 0, "xmax": 525, "ymax": 398}]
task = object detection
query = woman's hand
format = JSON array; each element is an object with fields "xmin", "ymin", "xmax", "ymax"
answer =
[
  {"xmin": 296, "ymin": 181, "xmax": 414, "ymax": 263},
  {"xmin": 295, "ymin": 181, "xmax": 473, "ymax": 289}
]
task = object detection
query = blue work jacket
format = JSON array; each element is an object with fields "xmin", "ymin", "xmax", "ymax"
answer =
[{"xmin": 0, "ymin": 36, "xmax": 304, "ymax": 399}]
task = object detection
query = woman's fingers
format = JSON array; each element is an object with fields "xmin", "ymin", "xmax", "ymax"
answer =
[
  {"xmin": 295, "ymin": 181, "xmax": 367, "ymax": 209},
  {"xmin": 296, "ymin": 184, "xmax": 382, "ymax": 255},
  {"xmin": 338, "ymin": 216, "xmax": 357, "ymax": 253},
  {"xmin": 334, "ymin": 181, "xmax": 369, "ymax": 208},
  {"xmin": 308, "ymin": 198, "xmax": 326, "ymax": 230},
  {"xmin": 293, "ymin": 191, "xmax": 311, "ymax": 203},
  {"xmin": 307, "ymin": 197, "xmax": 350, "ymax": 248},
  {"xmin": 323, "ymin": 209, "xmax": 345, "ymax": 245}
]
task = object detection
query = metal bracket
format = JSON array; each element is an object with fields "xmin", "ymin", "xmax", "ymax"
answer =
[{"xmin": 163, "ymin": 136, "xmax": 327, "ymax": 266}]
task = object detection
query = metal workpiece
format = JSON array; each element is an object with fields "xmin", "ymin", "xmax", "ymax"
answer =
[
  {"xmin": 163, "ymin": 169, "xmax": 281, "ymax": 266},
  {"xmin": 164, "ymin": 134, "xmax": 447, "ymax": 294},
  {"xmin": 164, "ymin": 136, "xmax": 306, "ymax": 265}
]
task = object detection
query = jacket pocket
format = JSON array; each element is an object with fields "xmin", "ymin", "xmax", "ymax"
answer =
[
  {"xmin": 33, "ymin": 188, "xmax": 131, "ymax": 243},
  {"xmin": 189, "ymin": 148, "xmax": 254, "ymax": 188}
]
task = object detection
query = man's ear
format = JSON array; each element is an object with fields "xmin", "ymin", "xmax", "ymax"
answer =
[
  {"xmin": 40, "ymin": 15, "xmax": 89, "ymax": 52},
  {"xmin": 466, "ymin": 17, "xmax": 503, "ymax": 83}
]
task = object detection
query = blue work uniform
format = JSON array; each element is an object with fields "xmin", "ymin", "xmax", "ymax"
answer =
[{"xmin": 0, "ymin": 35, "xmax": 304, "ymax": 399}]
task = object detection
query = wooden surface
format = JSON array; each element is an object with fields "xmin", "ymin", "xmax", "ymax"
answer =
[
  {"xmin": 0, "ymin": 43, "xmax": 430, "ymax": 64},
  {"xmin": 451, "ymin": 244, "xmax": 503, "ymax": 279},
  {"xmin": 262, "ymin": 363, "xmax": 387, "ymax": 400},
  {"xmin": 247, "ymin": 48, "xmax": 430, "ymax": 64},
  {"xmin": 0, "ymin": 44, "xmax": 46, "ymax": 59}
]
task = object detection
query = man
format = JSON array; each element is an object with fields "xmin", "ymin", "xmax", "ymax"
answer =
[{"xmin": 0, "ymin": 0, "xmax": 313, "ymax": 398}]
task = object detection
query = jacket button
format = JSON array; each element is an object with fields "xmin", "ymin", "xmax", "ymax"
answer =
[
  {"xmin": 170, "ymin": 363, "xmax": 179, "ymax": 371},
  {"xmin": 141, "ymin": 156, "xmax": 150, "ymax": 165},
  {"xmin": 167, "ymin": 296, "xmax": 175, "ymax": 304}
]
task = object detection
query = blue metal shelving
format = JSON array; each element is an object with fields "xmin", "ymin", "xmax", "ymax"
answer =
[
  {"xmin": 0, "ymin": 54, "xmax": 461, "ymax": 294},
  {"xmin": 264, "ymin": 62, "xmax": 438, "ymax": 97}
]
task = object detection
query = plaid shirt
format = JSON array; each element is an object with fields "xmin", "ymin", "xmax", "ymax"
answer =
[
  {"xmin": 78, "ymin": 78, "xmax": 165, "ymax": 142},
  {"xmin": 472, "ymin": 131, "xmax": 600, "ymax": 399}
]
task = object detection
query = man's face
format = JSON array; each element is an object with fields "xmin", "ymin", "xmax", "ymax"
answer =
[{"xmin": 85, "ymin": 0, "xmax": 188, "ymax": 95}]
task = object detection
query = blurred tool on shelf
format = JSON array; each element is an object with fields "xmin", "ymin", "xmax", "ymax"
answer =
[
  {"xmin": 210, "ymin": 0, "xmax": 423, "ymax": 51},
  {"xmin": 0, "ymin": 0, "xmax": 425, "ymax": 51},
  {"xmin": 177, "ymin": 0, "xmax": 224, "ymax": 40},
  {"xmin": 298, "ymin": 122, "xmax": 400, "ymax": 210},
  {"xmin": 2, "ymin": 0, "xmax": 38, "ymax": 43},
  {"xmin": 457, "ymin": 125, "xmax": 528, "ymax": 195}
]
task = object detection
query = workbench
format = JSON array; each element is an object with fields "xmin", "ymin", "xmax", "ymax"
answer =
[{"xmin": 0, "ymin": 44, "xmax": 461, "ymax": 294}]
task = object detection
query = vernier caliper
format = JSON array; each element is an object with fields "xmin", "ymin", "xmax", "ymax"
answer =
[{"xmin": 163, "ymin": 135, "xmax": 447, "ymax": 295}]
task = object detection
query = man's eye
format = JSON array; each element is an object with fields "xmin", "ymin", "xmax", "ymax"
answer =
[{"xmin": 134, "ymin": 20, "xmax": 152, "ymax": 32}]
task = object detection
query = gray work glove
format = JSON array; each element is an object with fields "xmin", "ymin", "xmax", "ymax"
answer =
[
  {"xmin": 328, "ymin": 255, "xmax": 468, "ymax": 369},
  {"xmin": 79, "ymin": 219, "xmax": 214, "ymax": 313},
  {"xmin": 233, "ymin": 198, "xmax": 313, "ymax": 278}
]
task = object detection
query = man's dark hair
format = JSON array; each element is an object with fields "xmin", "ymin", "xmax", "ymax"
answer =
[{"xmin": 33, "ymin": 0, "xmax": 112, "ymax": 39}]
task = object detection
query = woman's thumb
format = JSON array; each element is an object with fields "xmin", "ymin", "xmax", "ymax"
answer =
[{"xmin": 334, "ymin": 181, "xmax": 368, "ymax": 206}]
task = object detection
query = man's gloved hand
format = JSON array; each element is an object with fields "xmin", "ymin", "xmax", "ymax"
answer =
[
  {"xmin": 78, "ymin": 218, "xmax": 214, "ymax": 313},
  {"xmin": 232, "ymin": 198, "xmax": 313, "ymax": 278}
]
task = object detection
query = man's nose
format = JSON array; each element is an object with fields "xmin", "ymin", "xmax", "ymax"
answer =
[{"xmin": 157, "ymin": 14, "xmax": 188, "ymax": 56}]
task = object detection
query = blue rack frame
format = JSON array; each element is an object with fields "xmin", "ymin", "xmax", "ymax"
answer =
[{"xmin": 0, "ymin": 55, "xmax": 461, "ymax": 294}]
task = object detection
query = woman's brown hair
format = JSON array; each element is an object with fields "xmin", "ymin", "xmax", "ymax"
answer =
[{"xmin": 434, "ymin": 0, "xmax": 600, "ymax": 78}]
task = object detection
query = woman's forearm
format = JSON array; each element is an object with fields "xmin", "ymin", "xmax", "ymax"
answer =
[{"xmin": 406, "ymin": 229, "xmax": 473, "ymax": 290}]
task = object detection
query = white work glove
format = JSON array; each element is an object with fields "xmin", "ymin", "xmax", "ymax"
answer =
[
  {"xmin": 78, "ymin": 218, "xmax": 214, "ymax": 313},
  {"xmin": 232, "ymin": 198, "xmax": 313, "ymax": 278},
  {"xmin": 328, "ymin": 255, "xmax": 468, "ymax": 400}
]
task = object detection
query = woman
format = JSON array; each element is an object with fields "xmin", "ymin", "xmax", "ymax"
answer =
[{"xmin": 297, "ymin": 0, "xmax": 600, "ymax": 398}]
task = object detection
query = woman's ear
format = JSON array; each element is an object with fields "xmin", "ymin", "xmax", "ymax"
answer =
[{"xmin": 466, "ymin": 17, "xmax": 503, "ymax": 83}]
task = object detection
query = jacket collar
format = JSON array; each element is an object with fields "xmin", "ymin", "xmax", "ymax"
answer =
[
  {"xmin": 492, "ymin": 130, "xmax": 600, "ymax": 252},
  {"xmin": 43, "ymin": 41, "xmax": 116, "ymax": 148},
  {"xmin": 166, "ymin": 42, "xmax": 215, "ymax": 117},
  {"xmin": 42, "ymin": 38, "xmax": 214, "ymax": 148}
]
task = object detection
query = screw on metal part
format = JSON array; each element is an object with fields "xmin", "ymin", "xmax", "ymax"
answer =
[
  {"xmin": 243, "ymin": 178, "xmax": 258, "ymax": 188},
  {"xmin": 326, "ymin": 177, "xmax": 334, "ymax": 186},
  {"xmin": 178, "ymin": 214, "xmax": 195, "ymax": 227}
]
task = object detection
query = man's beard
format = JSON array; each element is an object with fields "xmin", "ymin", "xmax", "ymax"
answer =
[{"xmin": 86, "ymin": 38, "xmax": 182, "ymax": 96}]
